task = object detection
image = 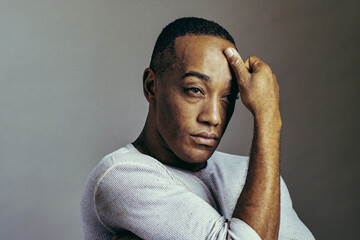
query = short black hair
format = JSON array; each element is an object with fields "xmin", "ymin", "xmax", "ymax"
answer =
[{"xmin": 149, "ymin": 17, "xmax": 236, "ymax": 76}]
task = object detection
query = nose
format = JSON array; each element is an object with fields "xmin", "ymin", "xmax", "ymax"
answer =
[{"xmin": 197, "ymin": 98, "xmax": 222, "ymax": 126}]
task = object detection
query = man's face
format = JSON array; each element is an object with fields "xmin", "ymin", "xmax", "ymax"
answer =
[{"xmin": 154, "ymin": 35, "xmax": 237, "ymax": 167}]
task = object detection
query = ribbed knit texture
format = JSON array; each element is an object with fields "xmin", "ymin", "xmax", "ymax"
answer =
[{"xmin": 81, "ymin": 144, "xmax": 315, "ymax": 240}]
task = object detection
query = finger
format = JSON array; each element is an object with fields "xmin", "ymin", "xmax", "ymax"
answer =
[
  {"xmin": 244, "ymin": 58, "xmax": 250, "ymax": 72},
  {"xmin": 273, "ymin": 73, "xmax": 280, "ymax": 89},
  {"xmin": 272, "ymin": 73, "xmax": 277, "ymax": 82},
  {"xmin": 224, "ymin": 48, "xmax": 250, "ymax": 85},
  {"xmin": 247, "ymin": 55, "xmax": 271, "ymax": 74}
]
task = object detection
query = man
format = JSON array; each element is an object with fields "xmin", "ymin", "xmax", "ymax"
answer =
[{"xmin": 81, "ymin": 17, "xmax": 315, "ymax": 240}]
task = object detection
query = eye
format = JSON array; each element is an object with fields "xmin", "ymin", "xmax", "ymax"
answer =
[
  {"xmin": 223, "ymin": 93, "xmax": 239, "ymax": 103},
  {"xmin": 185, "ymin": 87, "xmax": 203, "ymax": 96}
]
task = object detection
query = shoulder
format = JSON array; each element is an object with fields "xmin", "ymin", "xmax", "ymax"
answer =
[
  {"xmin": 211, "ymin": 150, "xmax": 249, "ymax": 163},
  {"xmin": 89, "ymin": 145, "xmax": 186, "ymax": 231},
  {"xmin": 81, "ymin": 144, "xmax": 172, "ymax": 214},
  {"xmin": 92, "ymin": 144, "xmax": 168, "ymax": 182},
  {"xmin": 207, "ymin": 151, "xmax": 250, "ymax": 176}
]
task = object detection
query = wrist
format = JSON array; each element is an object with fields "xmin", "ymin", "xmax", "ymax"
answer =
[{"xmin": 254, "ymin": 110, "xmax": 282, "ymax": 132}]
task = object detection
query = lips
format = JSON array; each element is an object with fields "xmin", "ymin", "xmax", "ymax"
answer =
[{"xmin": 190, "ymin": 132, "xmax": 219, "ymax": 147}]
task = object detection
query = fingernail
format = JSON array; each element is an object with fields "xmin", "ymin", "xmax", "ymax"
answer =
[{"xmin": 225, "ymin": 48, "xmax": 233, "ymax": 57}]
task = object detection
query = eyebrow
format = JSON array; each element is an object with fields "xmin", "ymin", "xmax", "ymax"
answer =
[
  {"xmin": 181, "ymin": 71, "xmax": 211, "ymax": 82},
  {"xmin": 181, "ymin": 71, "xmax": 236, "ymax": 88}
]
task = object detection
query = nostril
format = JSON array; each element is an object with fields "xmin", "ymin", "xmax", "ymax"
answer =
[{"xmin": 198, "ymin": 111, "xmax": 221, "ymax": 126}]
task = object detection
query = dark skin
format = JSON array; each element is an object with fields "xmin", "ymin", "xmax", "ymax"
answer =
[
  {"xmin": 115, "ymin": 35, "xmax": 281, "ymax": 239},
  {"xmin": 225, "ymin": 46, "xmax": 281, "ymax": 240}
]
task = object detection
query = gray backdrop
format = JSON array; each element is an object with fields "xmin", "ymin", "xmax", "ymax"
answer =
[{"xmin": 1, "ymin": 1, "xmax": 359, "ymax": 239}]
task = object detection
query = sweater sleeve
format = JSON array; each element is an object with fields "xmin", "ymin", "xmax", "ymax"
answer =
[{"xmin": 94, "ymin": 155, "xmax": 261, "ymax": 240}]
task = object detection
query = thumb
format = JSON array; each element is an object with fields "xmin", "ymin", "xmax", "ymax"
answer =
[{"xmin": 224, "ymin": 48, "xmax": 250, "ymax": 86}]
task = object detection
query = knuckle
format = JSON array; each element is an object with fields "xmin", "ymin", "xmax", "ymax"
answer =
[
  {"xmin": 263, "ymin": 63, "xmax": 271, "ymax": 71},
  {"xmin": 262, "ymin": 65, "xmax": 272, "ymax": 76},
  {"xmin": 232, "ymin": 58, "xmax": 241, "ymax": 67}
]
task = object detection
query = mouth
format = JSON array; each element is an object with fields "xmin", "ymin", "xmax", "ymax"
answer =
[{"xmin": 190, "ymin": 132, "xmax": 219, "ymax": 147}]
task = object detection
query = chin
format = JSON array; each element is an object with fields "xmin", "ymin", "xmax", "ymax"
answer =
[{"xmin": 180, "ymin": 145, "xmax": 216, "ymax": 164}]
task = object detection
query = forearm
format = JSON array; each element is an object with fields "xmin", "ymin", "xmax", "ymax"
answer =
[{"xmin": 233, "ymin": 114, "xmax": 281, "ymax": 240}]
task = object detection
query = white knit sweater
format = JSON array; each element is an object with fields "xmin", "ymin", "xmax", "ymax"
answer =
[{"xmin": 81, "ymin": 144, "xmax": 315, "ymax": 240}]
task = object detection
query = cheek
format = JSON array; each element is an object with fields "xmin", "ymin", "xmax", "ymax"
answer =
[{"xmin": 157, "ymin": 94, "xmax": 198, "ymax": 134}]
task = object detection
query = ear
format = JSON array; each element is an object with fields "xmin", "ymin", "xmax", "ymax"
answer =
[{"xmin": 142, "ymin": 67, "xmax": 157, "ymax": 103}]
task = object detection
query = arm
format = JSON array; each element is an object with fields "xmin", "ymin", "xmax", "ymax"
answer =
[
  {"xmin": 95, "ymin": 155, "xmax": 261, "ymax": 240},
  {"xmin": 224, "ymin": 48, "xmax": 281, "ymax": 240}
]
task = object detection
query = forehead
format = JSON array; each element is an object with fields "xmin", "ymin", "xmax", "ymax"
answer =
[{"xmin": 172, "ymin": 35, "xmax": 235, "ymax": 79}]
